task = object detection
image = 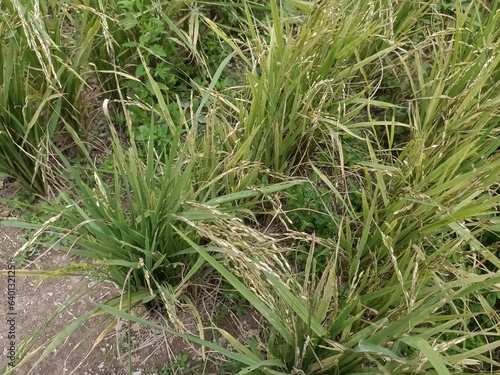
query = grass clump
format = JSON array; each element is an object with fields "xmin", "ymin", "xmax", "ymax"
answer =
[
  {"xmin": 0, "ymin": 0, "xmax": 107, "ymax": 195},
  {"xmin": 2, "ymin": 65, "xmax": 302, "ymax": 372},
  {"xmin": 185, "ymin": 0, "xmax": 500, "ymax": 373},
  {"xmin": 1, "ymin": 0, "xmax": 499, "ymax": 374}
]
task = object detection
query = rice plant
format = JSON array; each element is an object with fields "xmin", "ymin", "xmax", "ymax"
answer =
[
  {"xmin": 201, "ymin": 0, "xmax": 441, "ymax": 176},
  {"xmin": 181, "ymin": 0, "xmax": 500, "ymax": 373},
  {"xmin": 0, "ymin": 0, "xmax": 106, "ymax": 195},
  {"xmin": 2, "ymin": 56, "xmax": 302, "ymax": 373}
]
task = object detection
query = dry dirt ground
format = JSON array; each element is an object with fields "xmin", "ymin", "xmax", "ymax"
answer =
[{"xmin": 0, "ymin": 181, "xmax": 258, "ymax": 375}]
